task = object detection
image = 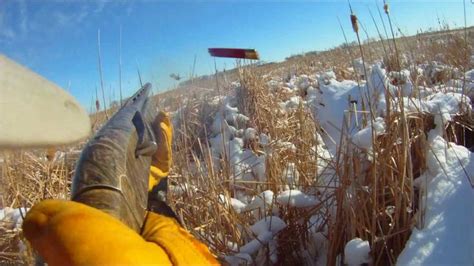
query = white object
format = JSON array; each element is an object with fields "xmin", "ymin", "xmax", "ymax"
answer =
[
  {"xmin": 276, "ymin": 189, "xmax": 318, "ymax": 208},
  {"xmin": 344, "ymin": 238, "xmax": 371, "ymax": 265},
  {"xmin": 0, "ymin": 54, "xmax": 90, "ymax": 148},
  {"xmin": 397, "ymin": 134, "xmax": 474, "ymax": 265}
]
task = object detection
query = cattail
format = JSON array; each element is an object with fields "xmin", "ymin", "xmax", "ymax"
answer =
[
  {"xmin": 384, "ymin": 1, "xmax": 390, "ymax": 15},
  {"xmin": 96, "ymin": 99, "xmax": 100, "ymax": 112},
  {"xmin": 351, "ymin": 13, "xmax": 359, "ymax": 33},
  {"xmin": 46, "ymin": 147, "xmax": 56, "ymax": 162}
]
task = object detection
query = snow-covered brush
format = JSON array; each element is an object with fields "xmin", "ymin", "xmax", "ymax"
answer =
[{"xmin": 167, "ymin": 64, "xmax": 335, "ymax": 265}]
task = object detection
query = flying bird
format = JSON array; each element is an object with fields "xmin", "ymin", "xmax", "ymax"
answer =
[{"xmin": 170, "ymin": 73, "xmax": 181, "ymax": 81}]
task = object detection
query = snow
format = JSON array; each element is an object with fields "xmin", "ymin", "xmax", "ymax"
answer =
[
  {"xmin": 267, "ymin": 239, "xmax": 278, "ymax": 263},
  {"xmin": 304, "ymin": 228, "xmax": 329, "ymax": 266},
  {"xmin": 246, "ymin": 190, "xmax": 275, "ymax": 211},
  {"xmin": 174, "ymin": 59, "xmax": 473, "ymax": 265},
  {"xmin": 282, "ymin": 96, "xmax": 303, "ymax": 112},
  {"xmin": 276, "ymin": 189, "xmax": 319, "ymax": 208},
  {"xmin": 218, "ymin": 194, "xmax": 247, "ymax": 214},
  {"xmin": 368, "ymin": 63, "xmax": 397, "ymax": 96},
  {"xmin": 466, "ymin": 69, "xmax": 474, "ymax": 81},
  {"xmin": 224, "ymin": 253, "xmax": 253, "ymax": 265},
  {"xmin": 0, "ymin": 207, "xmax": 29, "ymax": 254},
  {"xmin": 353, "ymin": 58, "xmax": 370, "ymax": 78},
  {"xmin": 225, "ymin": 103, "xmax": 249, "ymax": 126},
  {"xmin": 281, "ymin": 163, "xmax": 300, "ymax": 189},
  {"xmin": 338, "ymin": 65, "xmax": 472, "ymax": 134},
  {"xmin": 137, "ymin": 61, "xmax": 474, "ymax": 264},
  {"xmin": 390, "ymin": 69, "xmax": 414, "ymax": 95},
  {"xmin": 241, "ymin": 150, "xmax": 266, "ymax": 182},
  {"xmin": 351, "ymin": 117, "xmax": 386, "ymax": 160},
  {"xmin": 344, "ymin": 238, "xmax": 371, "ymax": 265},
  {"xmin": 239, "ymin": 231, "xmax": 274, "ymax": 254},
  {"xmin": 226, "ymin": 216, "xmax": 286, "ymax": 261},
  {"xmin": 424, "ymin": 92, "xmax": 468, "ymax": 125},
  {"xmin": 351, "ymin": 117, "xmax": 386, "ymax": 150},
  {"xmin": 226, "ymin": 241, "xmax": 239, "ymax": 252},
  {"xmin": 230, "ymin": 198, "xmax": 247, "ymax": 214},
  {"xmin": 250, "ymin": 216, "xmax": 287, "ymax": 236},
  {"xmin": 259, "ymin": 133, "xmax": 270, "ymax": 146},
  {"xmin": 397, "ymin": 131, "xmax": 474, "ymax": 265},
  {"xmin": 295, "ymin": 75, "xmax": 312, "ymax": 90},
  {"xmin": 243, "ymin": 128, "xmax": 258, "ymax": 144},
  {"xmin": 210, "ymin": 130, "xmax": 266, "ymax": 183},
  {"xmin": 307, "ymin": 75, "xmax": 361, "ymax": 152},
  {"xmin": 275, "ymin": 140, "xmax": 297, "ymax": 153},
  {"xmin": 0, "ymin": 207, "xmax": 28, "ymax": 230}
]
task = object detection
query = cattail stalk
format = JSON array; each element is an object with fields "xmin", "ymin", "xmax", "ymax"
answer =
[
  {"xmin": 119, "ymin": 25, "xmax": 123, "ymax": 107},
  {"xmin": 97, "ymin": 29, "xmax": 108, "ymax": 120},
  {"xmin": 350, "ymin": 6, "xmax": 380, "ymax": 253}
]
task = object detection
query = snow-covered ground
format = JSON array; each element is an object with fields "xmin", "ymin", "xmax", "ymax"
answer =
[
  {"xmin": 2, "ymin": 57, "xmax": 473, "ymax": 265},
  {"xmin": 0, "ymin": 207, "xmax": 28, "ymax": 230},
  {"xmin": 171, "ymin": 58, "xmax": 474, "ymax": 265},
  {"xmin": 397, "ymin": 132, "xmax": 474, "ymax": 265}
]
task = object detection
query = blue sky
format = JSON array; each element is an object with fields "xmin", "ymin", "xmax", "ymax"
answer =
[{"xmin": 1, "ymin": 0, "xmax": 472, "ymax": 111}]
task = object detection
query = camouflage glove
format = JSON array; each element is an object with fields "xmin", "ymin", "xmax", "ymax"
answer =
[{"xmin": 23, "ymin": 200, "xmax": 218, "ymax": 265}]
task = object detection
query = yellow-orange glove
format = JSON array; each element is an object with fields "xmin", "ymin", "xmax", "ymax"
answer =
[
  {"xmin": 23, "ymin": 200, "xmax": 219, "ymax": 266},
  {"xmin": 149, "ymin": 111, "xmax": 173, "ymax": 191},
  {"xmin": 22, "ymin": 111, "xmax": 219, "ymax": 265}
]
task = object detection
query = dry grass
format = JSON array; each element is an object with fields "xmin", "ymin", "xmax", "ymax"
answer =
[
  {"xmin": 168, "ymin": 65, "xmax": 327, "ymax": 264},
  {"xmin": 165, "ymin": 24, "xmax": 473, "ymax": 265},
  {"xmin": 0, "ymin": 23, "xmax": 473, "ymax": 265},
  {"xmin": 0, "ymin": 149, "xmax": 79, "ymax": 265}
]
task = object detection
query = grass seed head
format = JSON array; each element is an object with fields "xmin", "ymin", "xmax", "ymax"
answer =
[{"xmin": 384, "ymin": 2, "xmax": 390, "ymax": 15}]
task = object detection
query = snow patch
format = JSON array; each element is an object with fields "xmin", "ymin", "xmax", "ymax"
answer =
[
  {"xmin": 344, "ymin": 238, "xmax": 371, "ymax": 265},
  {"xmin": 276, "ymin": 189, "xmax": 319, "ymax": 208},
  {"xmin": 397, "ymin": 133, "xmax": 474, "ymax": 265}
]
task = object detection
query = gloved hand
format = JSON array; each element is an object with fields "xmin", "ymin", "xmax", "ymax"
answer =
[
  {"xmin": 148, "ymin": 111, "xmax": 173, "ymax": 190},
  {"xmin": 22, "ymin": 111, "xmax": 219, "ymax": 265},
  {"xmin": 23, "ymin": 200, "xmax": 219, "ymax": 265}
]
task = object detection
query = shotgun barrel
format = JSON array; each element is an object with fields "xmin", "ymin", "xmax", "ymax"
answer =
[{"xmin": 71, "ymin": 83, "xmax": 157, "ymax": 232}]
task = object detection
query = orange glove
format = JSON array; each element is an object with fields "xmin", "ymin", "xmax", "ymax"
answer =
[
  {"xmin": 149, "ymin": 111, "xmax": 173, "ymax": 191},
  {"xmin": 23, "ymin": 200, "xmax": 219, "ymax": 265},
  {"xmin": 22, "ymin": 111, "xmax": 219, "ymax": 265}
]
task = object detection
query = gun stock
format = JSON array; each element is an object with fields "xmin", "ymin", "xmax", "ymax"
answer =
[{"xmin": 72, "ymin": 83, "xmax": 157, "ymax": 232}]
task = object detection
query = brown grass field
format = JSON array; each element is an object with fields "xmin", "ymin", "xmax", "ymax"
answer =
[{"xmin": 1, "ymin": 19, "xmax": 473, "ymax": 265}]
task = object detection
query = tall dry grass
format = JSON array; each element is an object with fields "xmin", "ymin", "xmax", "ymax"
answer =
[
  {"xmin": 166, "ymin": 21, "xmax": 473, "ymax": 265},
  {"xmin": 0, "ymin": 22, "xmax": 472, "ymax": 265},
  {"xmin": 168, "ymin": 64, "xmax": 329, "ymax": 264},
  {"xmin": 0, "ymin": 149, "xmax": 80, "ymax": 265}
]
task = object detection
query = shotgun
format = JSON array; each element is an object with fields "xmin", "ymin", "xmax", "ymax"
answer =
[{"xmin": 71, "ymin": 83, "xmax": 158, "ymax": 232}]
